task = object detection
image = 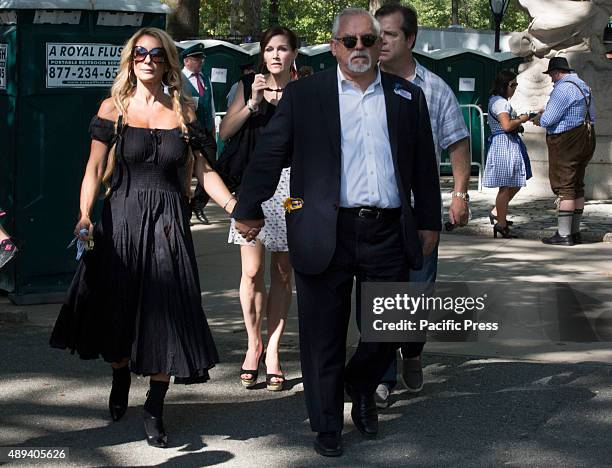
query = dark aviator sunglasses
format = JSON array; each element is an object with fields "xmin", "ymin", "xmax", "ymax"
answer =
[
  {"xmin": 334, "ymin": 34, "xmax": 378, "ymax": 49},
  {"xmin": 132, "ymin": 46, "xmax": 167, "ymax": 63}
]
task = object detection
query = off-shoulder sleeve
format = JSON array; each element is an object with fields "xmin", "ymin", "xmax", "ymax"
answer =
[
  {"xmin": 186, "ymin": 120, "xmax": 217, "ymax": 165},
  {"xmin": 88, "ymin": 116, "xmax": 115, "ymax": 144}
]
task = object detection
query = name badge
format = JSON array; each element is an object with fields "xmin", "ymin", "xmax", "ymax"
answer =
[{"xmin": 394, "ymin": 87, "xmax": 412, "ymax": 100}]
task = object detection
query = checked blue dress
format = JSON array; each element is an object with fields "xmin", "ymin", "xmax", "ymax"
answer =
[{"xmin": 483, "ymin": 96, "xmax": 532, "ymax": 188}]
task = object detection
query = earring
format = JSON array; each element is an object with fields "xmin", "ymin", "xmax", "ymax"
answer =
[{"xmin": 129, "ymin": 69, "xmax": 137, "ymax": 85}]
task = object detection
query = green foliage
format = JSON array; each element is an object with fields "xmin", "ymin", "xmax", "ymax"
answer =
[
  {"xmin": 197, "ymin": 0, "xmax": 531, "ymax": 43},
  {"xmin": 275, "ymin": 0, "xmax": 369, "ymax": 44},
  {"xmin": 406, "ymin": 0, "xmax": 529, "ymax": 31},
  {"xmin": 199, "ymin": 0, "xmax": 233, "ymax": 37},
  {"xmin": 405, "ymin": 0, "xmax": 451, "ymax": 28}
]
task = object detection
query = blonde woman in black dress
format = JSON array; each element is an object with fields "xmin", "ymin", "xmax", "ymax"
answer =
[{"xmin": 50, "ymin": 28, "xmax": 237, "ymax": 448}]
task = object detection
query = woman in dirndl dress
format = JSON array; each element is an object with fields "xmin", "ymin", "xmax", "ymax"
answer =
[{"xmin": 483, "ymin": 70, "xmax": 533, "ymax": 239}]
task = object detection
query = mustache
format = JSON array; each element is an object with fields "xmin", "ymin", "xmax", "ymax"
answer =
[{"xmin": 349, "ymin": 50, "xmax": 371, "ymax": 60}]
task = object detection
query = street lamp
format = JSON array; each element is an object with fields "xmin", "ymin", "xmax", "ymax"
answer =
[{"xmin": 489, "ymin": 0, "xmax": 510, "ymax": 53}]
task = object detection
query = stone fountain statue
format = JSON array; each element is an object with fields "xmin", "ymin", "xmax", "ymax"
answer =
[{"xmin": 505, "ymin": 0, "xmax": 612, "ymax": 198}]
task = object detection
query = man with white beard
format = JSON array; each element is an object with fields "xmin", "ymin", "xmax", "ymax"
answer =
[{"xmin": 232, "ymin": 7, "xmax": 440, "ymax": 457}]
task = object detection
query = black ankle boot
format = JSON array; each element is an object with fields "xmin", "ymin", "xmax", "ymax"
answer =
[
  {"xmin": 143, "ymin": 380, "xmax": 169, "ymax": 448},
  {"xmin": 109, "ymin": 365, "xmax": 131, "ymax": 422}
]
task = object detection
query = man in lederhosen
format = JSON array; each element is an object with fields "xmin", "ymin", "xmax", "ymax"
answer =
[{"xmin": 534, "ymin": 57, "xmax": 596, "ymax": 246}]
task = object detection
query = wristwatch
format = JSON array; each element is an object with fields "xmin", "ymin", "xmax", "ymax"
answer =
[
  {"xmin": 247, "ymin": 99, "xmax": 259, "ymax": 113},
  {"xmin": 452, "ymin": 191, "xmax": 470, "ymax": 201}
]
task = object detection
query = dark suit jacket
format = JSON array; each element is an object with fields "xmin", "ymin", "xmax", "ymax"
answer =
[
  {"xmin": 183, "ymin": 72, "xmax": 215, "ymax": 132},
  {"xmin": 233, "ymin": 67, "xmax": 441, "ymax": 275}
]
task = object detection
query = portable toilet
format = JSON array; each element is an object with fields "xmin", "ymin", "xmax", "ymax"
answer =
[
  {"xmin": 298, "ymin": 44, "xmax": 336, "ymax": 72},
  {"xmin": 0, "ymin": 0, "xmax": 169, "ymax": 303},
  {"xmin": 413, "ymin": 50, "xmax": 436, "ymax": 73},
  {"xmin": 178, "ymin": 39, "xmax": 254, "ymax": 113},
  {"xmin": 429, "ymin": 48, "xmax": 499, "ymax": 177}
]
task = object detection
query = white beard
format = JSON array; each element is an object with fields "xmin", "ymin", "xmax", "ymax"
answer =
[{"xmin": 347, "ymin": 50, "xmax": 372, "ymax": 73}]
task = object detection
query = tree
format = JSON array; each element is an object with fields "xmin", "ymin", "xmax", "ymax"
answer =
[
  {"xmin": 407, "ymin": 0, "xmax": 529, "ymax": 32},
  {"xmin": 368, "ymin": 0, "xmax": 397, "ymax": 14},
  {"xmin": 165, "ymin": 0, "xmax": 200, "ymax": 40},
  {"xmin": 229, "ymin": 0, "xmax": 240, "ymax": 36},
  {"xmin": 269, "ymin": 0, "xmax": 280, "ymax": 27},
  {"xmin": 198, "ymin": 0, "xmax": 530, "ymax": 44},
  {"xmin": 451, "ymin": 0, "xmax": 459, "ymax": 26},
  {"xmin": 240, "ymin": 0, "xmax": 262, "ymax": 41}
]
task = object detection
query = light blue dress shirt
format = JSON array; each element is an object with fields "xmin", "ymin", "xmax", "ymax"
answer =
[{"xmin": 337, "ymin": 66, "xmax": 400, "ymax": 209}]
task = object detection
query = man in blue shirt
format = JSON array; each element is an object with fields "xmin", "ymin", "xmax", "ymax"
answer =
[
  {"xmin": 374, "ymin": 3, "xmax": 471, "ymax": 408},
  {"xmin": 535, "ymin": 57, "xmax": 596, "ymax": 246}
]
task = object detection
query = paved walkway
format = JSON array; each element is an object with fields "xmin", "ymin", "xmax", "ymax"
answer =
[
  {"xmin": 440, "ymin": 178, "xmax": 612, "ymax": 242},
  {"xmin": 0, "ymin": 205, "xmax": 611, "ymax": 466}
]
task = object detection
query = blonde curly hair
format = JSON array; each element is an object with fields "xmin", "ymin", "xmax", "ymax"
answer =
[{"xmin": 102, "ymin": 27, "xmax": 196, "ymax": 196}]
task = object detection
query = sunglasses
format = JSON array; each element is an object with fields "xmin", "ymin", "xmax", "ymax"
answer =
[
  {"xmin": 509, "ymin": 82, "xmax": 518, "ymax": 88},
  {"xmin": 133, "ymin": 46, "xmax": 167, "ymax": 63},
  {"xmin": 334, "ymin": 34, "xmax": 378, "ymax": 49}
]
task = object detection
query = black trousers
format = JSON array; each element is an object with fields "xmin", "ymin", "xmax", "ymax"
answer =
[{"xmin": 294, "ymin": 209, "xmax": 408, "ymax": 433}]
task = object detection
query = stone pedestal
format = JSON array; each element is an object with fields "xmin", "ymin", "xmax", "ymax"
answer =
[{"xmin": 512, "ymin": 127, "xmax": 612, "ymax": 200}]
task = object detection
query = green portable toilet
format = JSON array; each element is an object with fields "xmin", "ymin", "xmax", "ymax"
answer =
[
  {"xmin": 178, "ymin": 39, "xmax": 253, "ymax": 113},
  {"xmin": 0, "ymin": 0, "xmax": 169, "ymax": 304},
  {"xmin": 431, "ymin": 48, "xmax": 496, "ymax": 107},
  {"xmin": 299, "ymin": 44, "xmax": 336, "ymax": 72},
  {"xmin": 239, "ymin": 41, "xmax": 259, "ymax": 71},
  {"xmin": 413, "ymin": 50, "xmax": 436, "ymax": 73},
  {"xmin": 495, "ymin": 51, "xmax": 523, "ymax": 75},
  {"xmin": 430, "ymin": 48, "xmax": 499, "ymax": 177},
  {"xmin": 295, "ymin": 47, "xmax": 309, "ymax": 70}
]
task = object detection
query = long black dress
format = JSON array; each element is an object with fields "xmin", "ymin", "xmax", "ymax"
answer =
[{"xmin": 50, "ymin": 116, "xmax": 219, "ymax": 384}]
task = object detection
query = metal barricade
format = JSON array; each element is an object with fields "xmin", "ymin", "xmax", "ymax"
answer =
[{"xmin": 439, "ymin": 104, "xmax": 486, "ymax": 192}]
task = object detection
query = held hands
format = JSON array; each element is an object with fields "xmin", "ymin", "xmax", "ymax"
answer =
[
  {"xmin": 250, "ymin": 73, "xmax": 267, "ymax": 106},
  {"xmin": 418, "ymin": 230, "xmax": 439, "ymax": 257},
  {"xmin": 75, "ymin": 216, "xmax": 93, "ymax": 241},
  {"xmin": 234, "ymin": 219, "xmax": 265, "ymax": 242}
]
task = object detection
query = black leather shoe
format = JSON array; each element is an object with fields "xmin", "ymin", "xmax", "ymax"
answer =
[
  {"xmin": 143, "ymin": 410, "xmax": 168, "ymax": 448},
  {"xmin": 347, "ymin": 386, "xmax": 378, "ymax": 438},
  {"xmin": 542, "ymin": 231, "xmax": 574, "ymax": 246},
  {"xmin": 572, "ymin": 232, "xmax": 582, "ymax": 244},
  {"xmin": 192, "ymin": 207, "xmax": 210, "ymax": 225},
  {"xmin": 314, "ymin": 431, "xmax": 342, "ymax": 457}
]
